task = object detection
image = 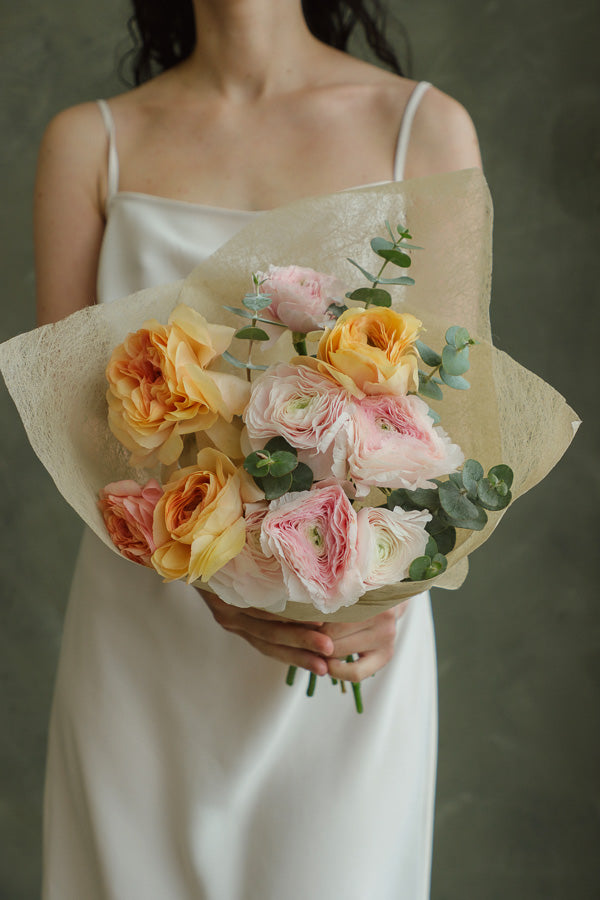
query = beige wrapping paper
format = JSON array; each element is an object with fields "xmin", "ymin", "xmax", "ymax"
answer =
[{"xmin": 0, "ymin": 170, "xmax": 579, "ymax": 622}]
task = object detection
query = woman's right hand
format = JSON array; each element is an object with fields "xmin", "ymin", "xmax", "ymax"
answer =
[{"xmin": 196, "ymin": 588, "xmax": 334, "ymax": 676}]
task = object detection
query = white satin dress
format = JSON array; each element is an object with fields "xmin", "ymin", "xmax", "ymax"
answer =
[{"xmin": 42, "ymin": 81, "xmax": 438, "ymax": 900}]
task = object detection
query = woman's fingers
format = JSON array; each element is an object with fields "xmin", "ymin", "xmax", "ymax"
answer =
[
  {"xmin": 245, "ymin": 635, "xmax": 330, "ymax": 676},
  {"xmin": 327, "ymin": 647, "xmax": 393, "ymax": 682}
]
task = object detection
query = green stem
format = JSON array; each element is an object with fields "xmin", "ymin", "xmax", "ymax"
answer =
[
  {"xmin": 286, "ymin": 665, "xmax": 297, "ymax": 686},
  {"xmin": 292, "ymin": 332, "xmax": 308, "ymax": 356},
  {"xmin": 345, "ymin": 654, "xmax": 364, "ymax": 714},
  {"xmin": 307, "ymin": 673, "xmax": 317, "ymax": 696}
]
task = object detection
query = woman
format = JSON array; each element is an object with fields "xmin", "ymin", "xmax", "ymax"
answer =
[{"xmin": 35, "ymin": 1, "xmax": 482, "ymax": 897}]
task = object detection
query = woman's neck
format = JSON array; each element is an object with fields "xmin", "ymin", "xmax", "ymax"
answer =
[{"xmin": 185, "ymin": 0, "xmax": 322, "ymax": 99}]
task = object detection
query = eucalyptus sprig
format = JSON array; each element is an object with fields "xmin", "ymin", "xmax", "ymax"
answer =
[
  {"xmin": 346, "ymin": 221, "xmax": 418, "ymax": 309},
  {"xmin": 416, "ymin": 326, "xmax": 477, "ymax": 401},
  {"xmin": 222, "ymin": 273, "xmax": 284, "ymax": 379},
  {"xmin": 244, "ymin": 436, "xmax": 314, "ymax": 500}
]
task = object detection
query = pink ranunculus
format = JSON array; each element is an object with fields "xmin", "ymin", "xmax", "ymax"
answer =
[
  {"xmin": 357, "ymin": 506, "xmax": 431, "ymax": 590},
  {"xmin": 243, "ymin": 362, "xmax": 351, "ymax": 480},
  {"xmin": 260, "ymin": 483, "xmax": 364, "ymax": 613},
  {"xmin": 98, "ymin": 478, "xmax": 163, "ymax": 566},
  {"xmin": 208, "ymin": 503, "xmax": 287, "ymax": 612},
  {"xmin": 257, "ymin": 264, "xmax": 346, "ymax": 336},
  {"xmin": 345, "ymin": 393, "xmax": 464, "ymax": 493}
]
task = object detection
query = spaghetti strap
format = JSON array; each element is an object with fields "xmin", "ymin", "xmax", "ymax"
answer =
[
  {"xmin": 393, "ymin": 81, "xmax": 432, "ymax": 181},
  {"xmin": 96, "ymin": 99, "xmax": 119, "ymax": 208}
]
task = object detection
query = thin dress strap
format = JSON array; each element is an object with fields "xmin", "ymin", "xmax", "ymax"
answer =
[
  {"xmin": 96, "ymin": 99, "xmax": 120, "ymax": 209},
  {"xmin": 393, "ymin": 81, "xmax": 432, "ymax": 181}
]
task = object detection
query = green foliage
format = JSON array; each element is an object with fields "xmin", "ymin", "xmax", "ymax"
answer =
[
  {"xmin": 415, "ymin": 340, "xmax": 442, "ymax": 368},
  {"xmin": 242, "ymin": 291, "xmax": 273, "ymax": 312},
  {"xmin": 441, "ymin": 345, "xmax": 470, "ymax": 375},
  {"xmin": 418, "ymin": 371, "xmax": 443, "ymax": 401},
  {"xmin": 326, "ymin": 302, "xmax": 347, "ymax": 321},
  {"xmin": 243, "ymin": 437, "xmax": 314, "ymax": 500},
  {"xmin": 235, "ymin": 326, "xmax": 270, "ymax": 341},
  {"xmin": 222, "ymin": 351, "xmax": 268, "ymax": 372},
  {"xmin": 346, "ymin": 288, "xmax": 392, "ymax": 307},
  {"xmin": 438, "ymin": 369, "xmax": 470, "ymax": 390},
  {"xmin": 408, "ymin": 552, "xmax": 448, "ymax": 581},
  {"xmin": 223, "ymin": 305, "xmax": 286, "ymax": 327}
]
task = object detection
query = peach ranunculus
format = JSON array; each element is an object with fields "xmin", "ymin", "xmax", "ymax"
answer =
[
  {"xmin": 243, "ymin": 362, "xmax": 351, "ymax": 480},
  {"xmin": 297, "ymin": 307, "xmax": 422, "ymax": 398},
  {"xmin": 98, "ymin": 478, "xmax": 163, "ymax": 567},
  {"xmin": 106, "ymin": 304, "xmax": 251, "ymax": 467},
  {"xmin": 356, "ymin": 506, "xmax": 431, "ymax": 590},
  {"xmin": 257, "ymin": 264, "xmax": 346, "ymax": 336},
  {"xmin": 260, "ymin": 483, "xmax": 364, "ymax": 613},
  {"xmin": 151, "ymin": 448, "xmax": 263, "ymax": 583},
  {"xmin": 208, "ymin": 503, "xmax": 287, "ymax": 612},
  {"xmin": 345, "ymin": 393, "xmax": 464, "ymax": 493}
]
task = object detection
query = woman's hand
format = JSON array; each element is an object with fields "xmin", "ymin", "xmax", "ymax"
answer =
[
  {"xmin": 196, "ymin": 588, "xmax": 335, "ymax": 676},
  {"xmin": 198, "ymin": 588, "xmax": 409, "ymax": 682},
  {"xmin": 322, "ymin": 602, "xmax": 409, "ymax": 683}
]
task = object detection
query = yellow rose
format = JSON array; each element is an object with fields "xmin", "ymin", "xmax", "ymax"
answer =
[
  {"xmin": 106, "ymin": 304, "xmax": 251, "ymax": 467},
  {"xmin": 296, "ymin": 307, "xmax": 422, "ymax": 397},
  {"xmin": 151, "ymin": 448, "xmax": 263, "ymax": 583}
]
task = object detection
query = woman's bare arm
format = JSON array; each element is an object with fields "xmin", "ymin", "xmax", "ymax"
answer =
[{"xmin": 34, "ymin": 103, "xmax": 107, "ymax": 325}]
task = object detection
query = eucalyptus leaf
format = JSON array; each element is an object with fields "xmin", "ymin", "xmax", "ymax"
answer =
[
  {"xmin": 449, "ymin": 472, "xmax": 464, "ymax": 488},
  {"xmin": 223, "ymin": 306, "xmax": 286, "ymax": 327},
  {"xmin": 445, "ymin": 325, "xmax": 471, "ymax": 349},
  {"xmin": 346, "ymin": 288, "xmax": 392, "ymax": 307},
  {"xmin": 425, "ymin": 536, "xmax": 438, "ymax": 558},
  {"xmin": 441, "ymin": 345, "xmax": 470, "ymax": 375},
  {"xmin": 439, "ymin": 480, "xmax": 481, "ymax": 522},
  {"xmin": 222, "ymin": 351, "xmax": 268, "ymax": 371},
  {"xmin": 427, "ymin": 407, "xmax": 441, "ymax": 425},
  {"xmin": 242, "ymin": 292, "xmax": 273, "ymax": 312},
  {"xmin": 488, "ymin": 464, "xmax": 514, "ymax": 489},
  {"xmin": 415, "ymin": 340, "xmax": 442, "ymax": 367},
  {"xmin": 462, "ymin": 459, "xmax": 484, "ymax": 500},
  {"xmin": 269, "ymin": 451, "xmax": 298, "ymax": 478},
  {"xmin": 404, "ymin": 487, "xmax": 440, "ymax": 510},
  {"xmin": 234, "ymin": 326, "xmax": 270, "ymax": 341},
  {"xmin": 430, "ymin": 553, "xmax": 448, "ymax": 575},
  {"xmin": 477, "ymin": 478, "xmax": 512, "ymax": 511},
  {"xmin": 396, "ymin": 241, "xmax": 424, "ymax": 250},
  {"xmin": 373, "ymin": 274, "xmax": 415, "ymax": 285},
  {"xmin": 374, "ymin": 248, "xmax": 412, "ymax": 268},
  {"xmin": 243, "ymin": 451, "xmax": 271, "ymax": 477},
  {"xmin": 370, "ymin": 237, "xmax": 395, "ymax": 253},
  {"xmin": 258, "ymin": 472, "xmax": 294, "ymax": 500},
  {"xmin": 418, "ymin": 372, "xmax": 444, "ymax": 401},
  {"xmin": 264, "ymin": 436, "xmax": 297, "ymax": 456},
  {"xmin": 386, "ymin": 489, "xmax": 410, "ymax": 510},
  {"xmin": 439, "ymin": 368, "xmax": 470, "ymax": 390},
  {"xmin": 409, "ymin": 556, "xmax": 432, "ymax": 581},
  {"xmin": 347, "ymin": 258, "xmax": 378, "ymax": 283},
  {"xmin": 290, "ymin": 461, "xmax": 314, "ymax": 492}
]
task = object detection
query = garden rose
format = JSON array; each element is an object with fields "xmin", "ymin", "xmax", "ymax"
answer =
[
  {"xmin": 260, "ymin": 483, "xmax": 364, "ymax": 613},
  {"xmin": 151, "ymin": 448, "xmax": 263, "ymax": 583},
  {"xmin": 208, "ymin": 503, "xmax": 287, "ymax": 611},
  {"xmin": 257, "ymin": 264, "xmax": 346, "ymax": 335},
  {"xmin": 243, "ymin": 363, "xmax": 351, "ymax": 479},
  {"xmin": 345, "ymin": 393, "xmax": 464, "ymax": 492},
  {"xmin": 106, "ymin": 304, "xmax": 250, "ymax": 467},
  {"xmin": 298, "ymin": 307, "xmax": 421, "ymax": 397},
  {"xmin": 98, "ymin": 478, "xmax": 163, "ymax": 567},
  {"xmin": 357, "ymin": 506, "xmax": 431, "ymax": 590}
]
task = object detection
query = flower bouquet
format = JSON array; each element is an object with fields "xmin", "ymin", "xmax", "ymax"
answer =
[{"xmin": 0, "ymin": 170, "xmax": 579, "ymax": 710}]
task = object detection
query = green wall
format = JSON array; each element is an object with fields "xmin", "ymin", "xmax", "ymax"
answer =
[{"xmin": 1, "ymin": 1, "xmax": 598, "ymax": 897}]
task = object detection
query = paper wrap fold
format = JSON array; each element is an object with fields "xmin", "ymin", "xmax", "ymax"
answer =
[{"xmin": 0, "ymin": 170, "xmax": 579, "ymax": 622}]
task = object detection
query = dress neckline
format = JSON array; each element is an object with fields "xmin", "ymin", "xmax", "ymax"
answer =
[{"xmin": 110, "ymin": 180, "xmax": 391, "ymax": 216}]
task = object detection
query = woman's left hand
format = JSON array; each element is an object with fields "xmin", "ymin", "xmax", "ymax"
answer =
[{"xmin": 321, "ymin": 602, "xmax": 409, "ymax": 683}]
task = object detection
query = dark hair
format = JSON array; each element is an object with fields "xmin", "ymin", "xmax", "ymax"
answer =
[{"xmin": 122, "ymin": 0, "xmax": 409, "ymax": 86}]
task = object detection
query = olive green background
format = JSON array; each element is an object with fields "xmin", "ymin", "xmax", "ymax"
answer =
[{"xmin": 1, "ymin": 2, "xmax": 598, "ymax": 898}]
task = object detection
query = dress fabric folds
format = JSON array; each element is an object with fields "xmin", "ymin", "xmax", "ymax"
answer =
[{"xmin": 42, "ymin": 82, "xmax": 438, "ymax": 900}]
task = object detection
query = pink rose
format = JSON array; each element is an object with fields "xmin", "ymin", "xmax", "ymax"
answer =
[
  {"xmin": 98, "ymin": 478, "xmax": 163, "ymax": 566},
  {"xmin": 357, "ymin": 506, "xmax": 431, "ymax": 589},
  {"xmin": 258, "ymin": 265, "xmax": 346, "ymax": 335},
  {"xmin": 208, "ymin": 504, "xmax": 287, "ymax": 612},
  {"xmin": 260, "ymin": 483, "xmax": 364, "ymax": 613},
  {"xmin": 243, "ymin": 363, "xmax": 350, "ymax": 479},
  {"xmin": 344, "ymin": 394, "xmax": 464, "ymax": 493}
]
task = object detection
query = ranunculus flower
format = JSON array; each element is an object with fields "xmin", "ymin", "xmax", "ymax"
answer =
[
  {"xmin": 243, "ymin": 363, "xmax": 351, "ymax": 479},
  {"xmin": 260, "ymin": 483, "xmax": 364, "ymax": 613},
  {"xmin": 357, "ymin": 506, "xmax": 431, "ymax": 589},
  {"xmin": 345, "ymin": 393, "xmax": 464, "ymax": 492},
  {"xmin": 208, "ymin": 503, "xmax": 287, "ymax": 612},
  {"xmin": 151, "ymin": 448, "xmax": 263, "ymax": 583},
  {"xmin": 106, "ymin": 304, "xmax": 250, "ymax": 467},
  {"xmin": 298, "ymin": 307, "xmax": 421, "ymax": 397},
  {"xmin": 98, "ymin": 478, "xmax": 163, "ymax": 566},
  {"xmin": 257, "ymin": 264, "xmax": 346, "ymax": 336}
]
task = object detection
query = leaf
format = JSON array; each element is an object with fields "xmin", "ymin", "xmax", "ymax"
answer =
[
  {"xmin": 418, "ymin": 371, "xmax": 444, "ymax": 401},
  {"xmin": 425, "ymin": 536, "xmax": 438, "ymax": 558},
  {"xmin": 441, "ymin": 345, "xmax": 470, "ymax": 375},
  {"xmin": 449, "ymin": 472, "xmax": 464, "ymax": 489},
  {"xmin": 326, "ymin": 302, "xmax": 347, "ymax": 320},
  {"xmin": 409, "ymin": 556, "xmax": 433, "ymax": 581},
  {"xmin": 243, "ymin": 451, "xmax": 272, "ymax": 477},
  {"xmin": 439, "ymin": 480, "xmax": 480, "ymax": 522},
  {"xmin": 347, "ymin": 258, "xmax": 378, "ymax": 283},
  {"xmin": 242, "ymin": 292, "xmax": 273, "ymax": 312},
  {"xmin": 427, "ymin": 407, "xmax": 441, "ymax": 425},
  {"xmin": 374, "ymin": 274, "xmax": 415, "ymax": 285},
  {"xmin": 462, "ymin": 459, "xmax": 484, "ymax": 500},
  {"xmin": 223, "ymin": 306, "xmax": 286, "ymax": 327},
  {"xmin": 370, "ymin": 237, "xmax": 395, "ymax": 253},
  {"xmin": 488, "ymin": 464, "xmax": 514, "ymax": 489},
  {"xmin": 396, "ymin": 241, "xmax": 424, "ymax": 250},
  {"xmin": 404, "ymin": 486, "xmax": 440, "ymax": 510},
  {"xmin": 258, "ymin": 472, "xmax": 293, "ymax": 500},
  {"xmin": 290, "ymin": 462, "xmax": 314, "ymax": 492},
  {"xmin": 234, "ymin": 326, "xmax": 270, "ymax": 341},
  {"xmin": 373, "ymin": 248, "xmax": 412, "ymax": 268},
  {"xmin": 439, "ymin": 368, "xmax": 470, "ymax": 390},
  {"xmin": 347, "ymin": 288, "xmax": 392, "ymax": 307},
  {"xmin": 222, "ymin": 351, "xmax": 268, "ymax": 372},
  {"xmin": 269, "ymin": 451, "xmax": 298, "ymax": 478},
  {"xmin": 477, "ymin": 478, "xmax": 512, "ymax": 511},
  {"xmin": 415, "ymin": 340, "xmax": 442, "ymax": 367},
  {"xmin": 264, "ymin": 436, "xmax": 297, "ymax": 456},
  {"xmin": 386, "ymin": 489, "xmax": 410, "ymax": 510},
  {"xmin": 445, "ymin": 325, "xmax": 471, "ymax": 349}
]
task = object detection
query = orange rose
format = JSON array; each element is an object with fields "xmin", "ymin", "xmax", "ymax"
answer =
[
  {"xmin": 151, "ymin": 448, "xmax": 263, "ymax": 583},
  {"xmin": 106, "ymin": 304, "xmax": 250, "ymax": 466},
  {"xmin": 298, "ymin": 307, "xmax": 421, "ymax": 397}
]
